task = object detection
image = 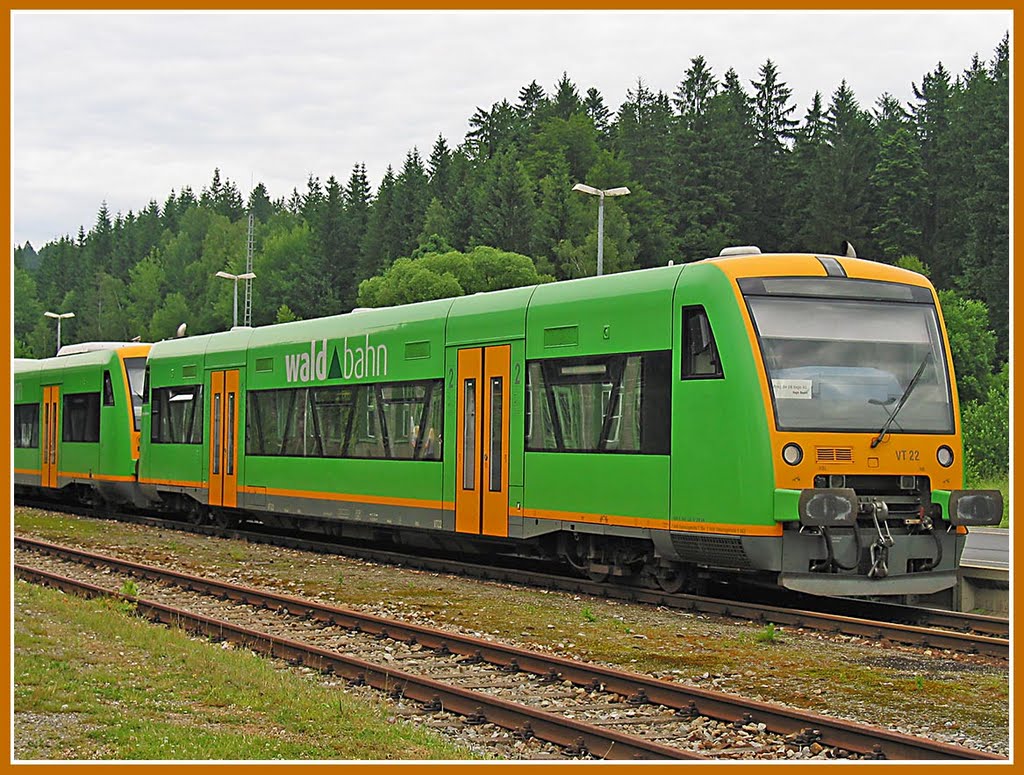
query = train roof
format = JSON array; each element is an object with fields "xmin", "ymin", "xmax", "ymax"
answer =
[
  {"xmin": 14, "ymin": 344, "xmax": 152, "ymax": 376},
  {"xmin": 701, "ymin": 252, "xmax": 934, "ymax": 288},
  {"xmin": 56, "ymin": 341, "xmax": 150, "ymax": 356},
  {"xmin": 13, "ymin": 358, "xmax": 42, "ymax": 375},
  {"xmin": 145, "ymin": 251, "xmax": 933, "ymax": 361}
]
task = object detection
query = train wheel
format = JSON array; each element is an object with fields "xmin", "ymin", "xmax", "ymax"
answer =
[
  {"xmin": 655, "ymin": 565, "xmax": 687, "ymax": 594},
  {"xmin": 211, "ymin": 510, "xmax": 237, "ymax": 530},
  {"xmin": 186, "ymin": 505, "xmax": 208, "ymax": 526}
]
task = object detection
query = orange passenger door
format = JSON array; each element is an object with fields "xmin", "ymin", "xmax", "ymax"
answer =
[
  {"xmin": 208, "ymin": 369, "xmax": 240, "ymax": 508},
  {"xmin": 41, "ymin": 385, "xmax": 60, "ymax": 488},
  {"xmin": 455, "ymin": 345, "xmax": 510, "ymax": 537}
]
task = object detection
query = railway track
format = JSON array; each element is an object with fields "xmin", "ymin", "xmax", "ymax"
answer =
[
  {"xmin": 13, "ymin": 536, "xmax": 1004, "ymax": 761},
  {"xmin": 15, "ymin": 501, "xmax": 1008, "ymax": 659}
]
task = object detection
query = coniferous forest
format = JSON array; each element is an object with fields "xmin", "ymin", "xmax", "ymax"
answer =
[{"xmin": 13, "ymin": 38, "xmax": 1009, "ymax": 483}]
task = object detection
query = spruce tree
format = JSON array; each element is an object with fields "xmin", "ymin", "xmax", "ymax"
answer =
[
  {"xmin": 474, "ymin": 149, "xmax": 536, "ymax": 255},
  {"xmin": 308, "ymin": 175, "xmax": 346, "ymax": 312},
  {"xmin": 427, "ymin": 135, "xmax": 454, "ymax": 205},
  {"xmin": 614, "ymin": 79, "xmax": 674, "ymax": 201},
  {"xmin": 393, "ymin": 148, "xmax": 432, "ymax": 259},
  {"xmin": 361, "ymin": 166, "xmax": 399, "ymax": 277},
  {"xmin": 551, "ymin": 72, "xmax": 583, "ymax": 120},
  {"xmin": 516, "ymin": 80, "xmax": 548, "ymax": 130},
  {"xmin": 910, "ymin": 62, "xmax": 957, "ymax": 285},
  {"xmin": 342, "ymin": 164, "xmax": 373, "ymax": 288},
  {"xmin": 89, "ymin": 203, "xmax": 115, "ymax": 273},
  {"xmin": 673, "ymin": 55, "xmax": 719, "ymax": 127},
  {"xmin": 787, "ymin": 92, "xmax": 827, "ymax": 251},
  {"xmin": 162, "ymin": 189, "xmax": 179, "ymax": 231},
  {"xmin": 702, "ymin": 68, "xmax": 756, "ymax": 248},
  {"xmin": 467, "ymin": 99, "xmax": 523, "ymax": 160},
  {"xmin": 248, "ymin": 182, "xmax": 276, "ymax": 224},
  {"xmin": 445, "ymin": 150, "xmax": 477, "ymax": 251},
  {"xmin": 670, "ymin": 55, "xmax": 736, "ymax": 258},
  {"xmin": 583, "ymin": 87, "xmax": 611, "ymax": 140},
  {"xmin": 818, "ymin": 82, "xmax": 877, "ymax": 256},
  {"xmin": 954, "ymin": 37, "xmax": 1009, "ymax": 362},
  {"xmin": 749, "ymin": 60, "xmax": 797, "ymax": 249},
  {"xmin": 301, "ymin": 174, "xmax": 324, "ymax": 225},
  {"xmin": 870, "ymin": 124, "xmax": 924, "ymax": 261}
]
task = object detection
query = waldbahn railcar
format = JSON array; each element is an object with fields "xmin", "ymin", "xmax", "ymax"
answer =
[
  {"xmin": 14, "ymin": 343, "xmax": 149, "ymax": 505},
  {"xmin": 13, "ymin": 251, "xmax": 1003, "ymax": 597}
]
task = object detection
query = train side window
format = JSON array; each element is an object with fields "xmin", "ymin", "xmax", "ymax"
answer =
[
  {"xmin": 62, "ymin": 392, "xmax": 101, "ymax": 443},
  {"xmin": 14, "ymin": 403, "xmax": 40, "ymax": 448},
  {"xmin": 681, "ymin": 306, "xmax": 724, "ymax": 379},
  {"xmin": 245, "ymin": 380, "xmax": 443, "ymax": 461},
  {"xmin": 103, "ymin": 371, "xmax": 115, "ymax": 406},
  {"xmin": 525, "ymin": 351, "xmax": 670, "ymax": 455},
  {"xmin": 151, "ymin": 385, "xmax": 204, "ymax": 444}
]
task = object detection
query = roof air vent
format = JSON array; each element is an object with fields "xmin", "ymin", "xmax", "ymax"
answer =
[{"xmin": 719, "ymin": 246, "xmax": 762, "ymax": 257}]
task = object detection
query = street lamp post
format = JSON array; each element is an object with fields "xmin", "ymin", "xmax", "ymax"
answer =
[
  {"xmin": 215, "ymin": 271, "xmax": 256, "ymax": 328},
  {"xmin": 572, "ymin": 183, "xmax": 630, "ymax": 276},
  {"xmin": 43, "ymin": 311, "xmax": 75, "ymax": 355}
]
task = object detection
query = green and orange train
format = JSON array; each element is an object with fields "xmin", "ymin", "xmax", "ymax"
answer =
[{"xmin": 13, "ymin": 249, "xmax": 1003, "ymax": 597}]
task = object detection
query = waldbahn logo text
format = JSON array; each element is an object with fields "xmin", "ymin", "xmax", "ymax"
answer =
[{"xmin": 284, "ymin": 336, "xmax": 389, "ymax": 383}]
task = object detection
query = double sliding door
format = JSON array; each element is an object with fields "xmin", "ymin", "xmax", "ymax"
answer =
[{"xmin": 454, "ymin": 345, "xmax": 510, "ymax": 537}]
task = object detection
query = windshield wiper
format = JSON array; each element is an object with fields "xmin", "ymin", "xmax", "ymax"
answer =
[{"xmin": 871, "ymin": 352, "xmax": 931, "ymax": 448}]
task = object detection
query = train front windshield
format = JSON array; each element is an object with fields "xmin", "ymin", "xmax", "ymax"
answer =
[{"xmin": 741, "ymin": 277, "xmax": 955, "ymax": 434}]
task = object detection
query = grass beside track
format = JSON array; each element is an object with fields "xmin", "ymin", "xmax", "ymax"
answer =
[{"xmin": 13, "ymin": 579, "xmax": 477, "ymax": 760}]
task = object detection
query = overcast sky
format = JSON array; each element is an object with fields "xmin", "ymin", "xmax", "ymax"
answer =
[{"xmin": 10, "ymin": 10, "xmax": 1011, "ymax": 250}]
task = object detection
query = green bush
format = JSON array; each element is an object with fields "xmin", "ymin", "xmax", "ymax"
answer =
[{"xmin": 962, "ymin": 363, "xmax": 1009, "ymax": 481}]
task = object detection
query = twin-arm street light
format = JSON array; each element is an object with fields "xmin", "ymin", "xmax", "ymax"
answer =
[
  {"xmin": 215, "ymin": 271, "xmax": 256, "ymax": 329},
  {"xmin": 572, "ymin": 183, "xmax": 630, "ymax": 276},
  {"xmin": 43, "ymin": 311, "xmax": 75, "ymax": 355}
]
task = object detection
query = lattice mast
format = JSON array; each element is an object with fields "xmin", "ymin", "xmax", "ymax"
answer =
[{"xmin": 243, "ymin": 211, "xmax": 254, "ymax": 327}]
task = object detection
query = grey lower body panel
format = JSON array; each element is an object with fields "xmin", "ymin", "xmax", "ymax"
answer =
[
  {"xmin": 511, "ymin": 515, "xmax": 653, "ymax": 543},
  {"xmin": 139, "ymin": 483, "xmax": 208, "ymax": 506},
  {"xmin": 94, "ymin": 480, "xmax": 151, "ymax": 508},
  {"xmin": 239, "ymin": 491, "xmax": 454, "ymax": 533}
]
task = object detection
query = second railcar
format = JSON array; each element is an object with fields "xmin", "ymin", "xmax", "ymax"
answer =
[{"xmin": 14, "ymin": 343, "xmax": 150, "ymax": 505}]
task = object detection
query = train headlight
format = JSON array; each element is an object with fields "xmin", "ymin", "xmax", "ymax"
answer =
[
  {"xmin": 948, "ymin": 490, "xmax": 1003, "ymax": 526},
  {"xmin": 937, "ymin": 446, "xmax": 954, "ymax": 468},
  {"xmin": 782, "ymin": 443, "xmax": 803, "ymax": 466}
]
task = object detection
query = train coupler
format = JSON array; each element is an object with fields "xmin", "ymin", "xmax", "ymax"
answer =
[{"xmin": 867, "ymin": 500, "xmax": 895, "ymax": 579}]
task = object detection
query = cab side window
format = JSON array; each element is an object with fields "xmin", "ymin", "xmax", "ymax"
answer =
[
  {"xmin": 681, "ymin": 306, "xmax": 724, "ymax": 379},
  {"xmin": 103, "ymin": 370, "xmax": 115, "ymax": 406}
]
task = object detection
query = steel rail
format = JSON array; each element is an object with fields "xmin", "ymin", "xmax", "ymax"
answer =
[
  {"xmin": 14, "ymin": 536, "xmax": 1004, "ymax": 761},
  {"xmin": 14, "ymin": 562, "xmax": 703, "ymax": 761}
]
